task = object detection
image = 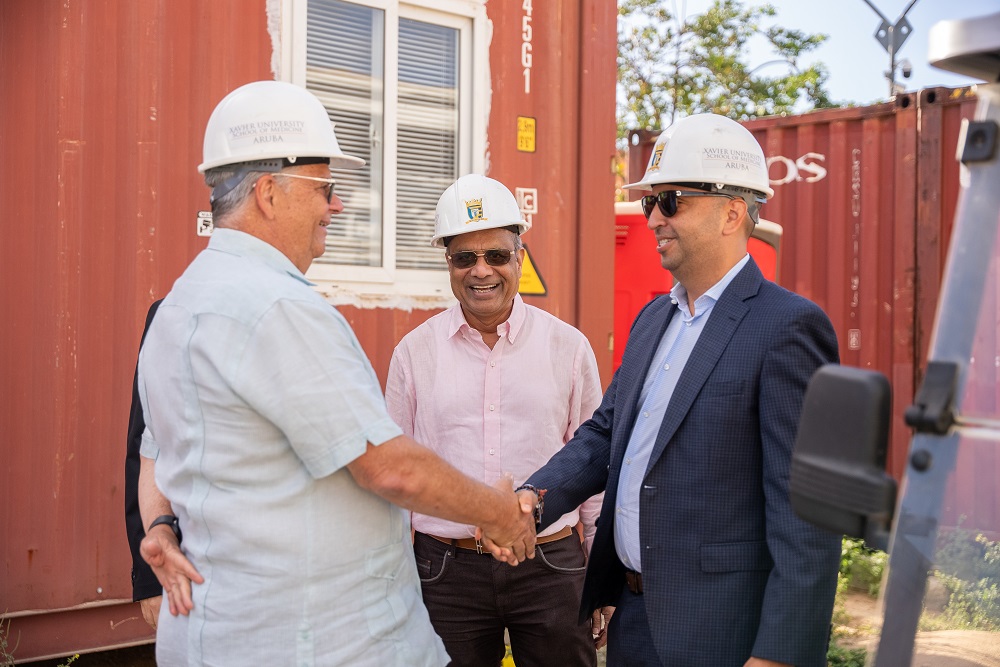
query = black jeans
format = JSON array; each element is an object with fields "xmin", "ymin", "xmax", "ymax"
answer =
[
  {"xmin": 413, "ymin": 531, "xmax": 596, "ymax": 667},
  {"xmin": 606, "ymin": 587, "xmax": 661, "ymax": 666}
]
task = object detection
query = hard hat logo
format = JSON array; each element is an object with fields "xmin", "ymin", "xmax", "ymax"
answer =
[
  {"xmin": 465, "ymin": 199, "xmax": 487, "ymax": 224},
  {"xmin": 649, "ymin": 144, "xmax": 665, "ymax": 172},
  {"xmin": 703, "ymin": 147, "xmax": 764, "ymax": 173},
  {"xmin": 228, "ymin": 120, "xmax": 306, "ymax": 142}
]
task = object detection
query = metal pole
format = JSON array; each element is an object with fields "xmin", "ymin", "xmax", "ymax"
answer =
[
  {"xmin": 888, "ymin": 25, "xmax": 896, "ymax": 97},
  {"xmin": 859, "ymin": 0, "xmax": 921, "ymax": 97}
]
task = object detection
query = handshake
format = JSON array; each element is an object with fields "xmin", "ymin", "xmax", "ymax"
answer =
[{"xmin": 474, "ymin": 475, "xmax": 544, "ymax": 566}]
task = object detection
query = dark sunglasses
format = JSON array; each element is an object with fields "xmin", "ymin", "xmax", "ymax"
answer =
[
  {"xmin": 640, "ymin": 190, "xmax": 735, "ymax": 219},
  {"xmin": 446, "ymin": 248, "xmax": 515, "ymax": 269}
]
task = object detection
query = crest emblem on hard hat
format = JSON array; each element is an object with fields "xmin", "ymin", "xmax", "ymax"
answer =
[
  {"xmin": 465, "ymin": 199, "xmax": 487, "ymax": 224},
  {"xmin": 649, "ymin": 144, "xmax": 665, "ymax": 172}
]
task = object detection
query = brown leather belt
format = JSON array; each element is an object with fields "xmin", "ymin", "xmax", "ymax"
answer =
[
  {"xmin": 625, "ymin": 569, "xmax": 643, "ymax": 595},
  {"xmin": 425, "ymin": 525, "xmax": 574, "ymax": 553}
]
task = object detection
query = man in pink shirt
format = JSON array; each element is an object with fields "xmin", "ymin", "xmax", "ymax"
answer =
[{"xmin": 386, "ymin": 174, "xmax": 609, "ymax": 667}]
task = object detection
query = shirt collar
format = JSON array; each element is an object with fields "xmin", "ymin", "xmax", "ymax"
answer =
[
  {"xmin": 208, "ymin": 228, "xmax": 314, "ymax": 286},
  {"xmin": 445, "ymin": 294, "xmax": 526, "ymax": 342},
  {"xmin": 670, "ymin": 253, "xmax": 750, "ymax": 315}
]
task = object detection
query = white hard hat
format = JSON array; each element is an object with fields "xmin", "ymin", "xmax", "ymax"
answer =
[
  {"xmin": 624, "ymin": 114, "xmax": 774, "ymax": 199},
  {"xmin": 198, "ymin": 80, "xmax": 364, "ymax": 173},
  {"xmin": 430, "ymin": 174, "xmax": 530, "ymax": 248}
]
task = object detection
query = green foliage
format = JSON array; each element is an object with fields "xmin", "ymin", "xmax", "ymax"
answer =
[
  {"xmin": 617, "ymin": 0, "xmax": 837, "ymax": 143},
  {"xmin": 826, "ymin": 643, "xmax": 867, "ymax": 667},
  {"xmin": 932, "ymin": 522, "xmax": 1000, "ymax": 630},
  {"xmin": 840, "ymin": 537, "xmax": 888, "ymax": 597}
]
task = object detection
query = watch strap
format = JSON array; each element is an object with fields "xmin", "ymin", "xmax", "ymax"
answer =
[{"xmin": 148, "ymin": 514, "xmax": 183, "ymax": 544}]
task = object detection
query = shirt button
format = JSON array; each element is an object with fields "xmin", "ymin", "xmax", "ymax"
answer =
[
  {"xmin": 489, "ymin": 449, "xmax": 495, "ymax": 455},
  {"xmin": 625, "ymin": 457, "xmax": 631, "ymax": 464},
  {"xmin": 686, "ymin": 321, "xmax": 692, "ymax": 326},
  {"xmin": 491, "ymin": 361, "xmax": 496, "ymax": 367},
  {"xmin": 664, "ymin": 363, "xmax": 670, "ymax": 371},
  {"xmin": 642, "ymin": 411, "xmax": 649, "ymax": 418},
  {"xmin": 489, "ymin": 404, "xmax": 495, "ymax": 411}
]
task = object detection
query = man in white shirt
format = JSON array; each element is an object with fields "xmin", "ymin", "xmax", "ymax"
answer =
[
  {"xmin": 386, "ymin": 174, "xmax": 611, "ymax": 667},
  {"xmin": 137, "ymin": 81, "xmax": 535, "ymax": 667}
]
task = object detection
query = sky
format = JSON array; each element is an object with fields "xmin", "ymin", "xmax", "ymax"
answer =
[{"xmin": 669, "ymin": 0, "xmax": 999, "ymax": 106}]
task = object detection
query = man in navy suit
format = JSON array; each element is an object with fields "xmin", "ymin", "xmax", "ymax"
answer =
[{"xmin": 516, "ymin": 114, "xmax": 841, "ymax": 666}]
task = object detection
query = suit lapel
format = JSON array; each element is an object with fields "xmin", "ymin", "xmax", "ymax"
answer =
[
  {"xmin": 644, "ymin": 261, "xmax": 763, "ymax": 472},
  {"xmin": 614, "ymin": 298, "xmax": 676, "ymax": 461}
]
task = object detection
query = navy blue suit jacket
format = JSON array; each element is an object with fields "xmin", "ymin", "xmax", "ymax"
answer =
[{"xmin": 528, "ymin": 259, "xmax": 840, "ymax": 667}]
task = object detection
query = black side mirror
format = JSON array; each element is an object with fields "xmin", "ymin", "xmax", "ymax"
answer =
[{"xmin": 790, "ymin": 365, "xmax": 897, "ymax": 551}]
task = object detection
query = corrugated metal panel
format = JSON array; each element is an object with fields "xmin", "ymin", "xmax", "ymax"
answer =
[
  {"xmin": 626, "ymin": 88, "xmax": 978, "ymax": 486},
  {"xmin": 484, "ymin": 0, "xmax": 617, "ymax": 382},
  {"xmin": 1, "ymin": 0, "xmax": 273, "ymax": 660},
  {"xmin": 0, "ymin": 0, "xmax": 616, "ymax": 660}
]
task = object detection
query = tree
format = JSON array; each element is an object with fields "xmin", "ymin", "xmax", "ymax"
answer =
[{"xmin": 618, "ymin": 0, "xmax": 837, "ymax": 142}]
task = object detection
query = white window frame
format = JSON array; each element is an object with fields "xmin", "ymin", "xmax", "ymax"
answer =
[{"xmin": 277, "ymin": 0, "xmax": 489, "ymax": 307}]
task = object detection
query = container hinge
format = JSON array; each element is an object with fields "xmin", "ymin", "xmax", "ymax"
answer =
[
  {"xmin": 957, "ymin": 120, "xmax": 998, "ymax": 164},
  {"xmin": 904, "ymin": 361, "xmax": 958, "ymax": 434}
]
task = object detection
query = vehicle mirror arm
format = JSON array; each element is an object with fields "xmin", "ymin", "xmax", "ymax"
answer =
[{"xmin": 903, "ymin": 361, "xmax": 958, "ymax": 435}]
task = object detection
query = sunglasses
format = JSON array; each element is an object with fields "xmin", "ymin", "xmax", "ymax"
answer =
[
  {"xmin": 446, "ymin": 248, "xmax": 515, "ymax": 269},
  {"xmin": 640, "ymin": 190, "xmax": 735, "ymax": 219},
  {"xmin": 272, "ymin": 172, "xmax": 337, "ymax": 203}
]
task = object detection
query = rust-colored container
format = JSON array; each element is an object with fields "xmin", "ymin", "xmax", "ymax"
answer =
[
  {"xmin": 0, "ymin": 0, "xmax": 615, "ymax": 660},
  {"xmin": 627, "ymin": 88, "xmax": 978, "ymax": 486}
]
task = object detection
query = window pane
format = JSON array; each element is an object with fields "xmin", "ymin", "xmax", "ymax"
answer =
[
  {"xmin": 307, "ymin": 0, "xmax": 384, "ymax": 267},
  {"xmin": 395, "ymin": 18, "xmax": 459, "ymax": 270}
]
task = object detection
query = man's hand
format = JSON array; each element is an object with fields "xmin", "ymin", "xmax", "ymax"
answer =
[
  {"xmin": 477, "ymin": 476, "xmax": 536, "ymax": 565},
  {"xmin": 139, "ymin": 595, "xmax": 162, "ymax": 630},
  {"xmin": 744, "ymin": 659, "xmax": 792, "ymax": 667},
  {"xmin": 140, "ymin": 526, "xmax": 204, "ymax": 617},
  {"xmin": 591, "ymin": 606, "xmax": 614, "ymax": 649}
]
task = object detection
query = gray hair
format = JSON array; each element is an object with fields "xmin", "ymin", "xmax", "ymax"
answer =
[{"xmin": 204, "ymin": 167, "xmax": 259, "ymax": 225}]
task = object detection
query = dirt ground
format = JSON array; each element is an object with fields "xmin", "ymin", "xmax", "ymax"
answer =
[
  {"xmin": 18, "ymin": 594, "xmax": 998, "ymax": 666},
  {"xmin": 839, "ymin": 590, "xmax": 1000, "ymax": 667}
]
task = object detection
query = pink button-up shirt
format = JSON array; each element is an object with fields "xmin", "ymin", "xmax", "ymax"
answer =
[{"xmin": 386, "ymin": 295, "xmax": 604, "ymax": 550}]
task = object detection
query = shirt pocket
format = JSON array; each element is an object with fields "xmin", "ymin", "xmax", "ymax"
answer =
[
  {"xmin": 699, "ymin": 379, "xmax": 746, "ymax": 399},
  {"xmin": 699, "ymin": 541, "xmax": 773, "ymax": 573}
]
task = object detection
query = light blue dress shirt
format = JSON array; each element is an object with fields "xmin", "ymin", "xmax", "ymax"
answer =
[
  {"xmin": 138, "ymin": 229, "xmax": 448, "ymax": 666},
  {"xmin": 614, "ymin": 255, "xmax": 750, "ymax": 572}
]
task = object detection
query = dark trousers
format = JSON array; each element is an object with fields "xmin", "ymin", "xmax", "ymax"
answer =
[
  {"xmin": 606, "ymin": 587, "xmax": 662, "ymax": 667},
  {"xmin": 413, "ymin": 531, "xmax": 597, "ymax": 667}
]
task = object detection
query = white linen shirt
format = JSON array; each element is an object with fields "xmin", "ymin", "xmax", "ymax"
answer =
[
  {"xmin": 385, "ymin": 295, "xmax": 604, "ymax": 550},
  {"xmin": 138, "ymin": 229, "xmax": 448, "ymax": 667}
]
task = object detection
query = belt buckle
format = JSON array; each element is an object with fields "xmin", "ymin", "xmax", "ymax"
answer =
[{"xmin": 475, "ymin": 538, "xmax": 483, "ymax": 555}]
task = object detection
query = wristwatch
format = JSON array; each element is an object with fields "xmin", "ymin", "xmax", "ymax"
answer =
[
  {"xmin": 149, "ymin": 514, "xmax": 183, "ymax": 544},
  {"xmin": 514, "ymin": 484, "xmax": 545, "ymax": 525}
]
